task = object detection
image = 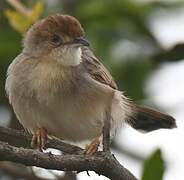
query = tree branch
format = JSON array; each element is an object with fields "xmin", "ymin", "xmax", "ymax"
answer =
[
  {"xmin": 0, "ymin": 126, "xmax": 138, "ymax": 180},
  {"xmin": 0, "ymin": 141, "xmax": 137, "ymax": 180},
  {"xmin": 0, "ymin": 126, "xmax": 83, "ymax": 154}
]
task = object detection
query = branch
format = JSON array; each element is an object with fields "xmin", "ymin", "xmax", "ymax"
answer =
[
  {"xmin": 0, "ymin": 126, "xmax": 138, "ymax": 180},
  {"xmin": 0, "ymin": 126, "xmax": 83, "ymax": 154},
  {"xmin": 0, "ymin": 141, "xmax": 137, "ymax": 180}
]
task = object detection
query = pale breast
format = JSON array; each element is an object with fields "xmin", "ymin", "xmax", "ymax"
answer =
[{"xmin": 7, "ymin": 58, "xmax": 114, "ymax": 141}]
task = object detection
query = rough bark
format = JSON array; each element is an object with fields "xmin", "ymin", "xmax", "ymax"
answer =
[{"xmin": 0, "ymin": 126, "xmax": 138, "ymax": 180}]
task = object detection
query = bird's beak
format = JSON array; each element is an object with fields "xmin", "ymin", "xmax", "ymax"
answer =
[{"xmin": 73, "ymin": 37, "xmax": 90, "ymax": 47}]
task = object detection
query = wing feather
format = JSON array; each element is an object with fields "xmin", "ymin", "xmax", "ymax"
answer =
[{"xmin": 81, "ymin": 47, "xmax": 118, "ymax": 90}]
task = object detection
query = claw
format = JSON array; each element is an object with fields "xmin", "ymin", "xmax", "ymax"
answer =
[
  {"xmin": 84, "ymin": 137, "xmax": 100, "ymax": 155},
  {"xmin": 31, "ymin": 128, "xmax": 48, "ymax": 152}
]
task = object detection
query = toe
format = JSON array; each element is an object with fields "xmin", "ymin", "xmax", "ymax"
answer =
[
  {"xmin": 84, "ymin": 138, "xmax": 100, "ymax": 155},
  {"xmin": 31, "ymin": 128, "xmax": 48, "ymax": 152}
]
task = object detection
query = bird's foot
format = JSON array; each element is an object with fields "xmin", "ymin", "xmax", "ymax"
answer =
[
  {"xmin": 31, "ymin": 128, "xmax": 48, "ymax": 152},
  {"xmin": 84, "ymin": 137, "xmax": 100, "ymax": 155}
]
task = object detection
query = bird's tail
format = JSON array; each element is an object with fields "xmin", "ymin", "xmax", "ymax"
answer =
[{"xmin": 127, "ymin": 104, "xmax": 177, "ymax": 132}]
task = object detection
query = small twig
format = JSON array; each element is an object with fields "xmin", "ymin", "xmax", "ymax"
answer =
[{"xmin": 6, "ymin": 0, "xmax": 30, "ymax": 16}]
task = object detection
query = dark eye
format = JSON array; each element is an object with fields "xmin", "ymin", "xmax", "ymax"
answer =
[{"xmin": 51, "ymin": 35, "xmax": 62, "ymax": 46}]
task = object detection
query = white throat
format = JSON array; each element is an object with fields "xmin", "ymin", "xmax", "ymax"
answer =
[{"xmin": 50, "ymin": 46, "xmax": 82, "ymax": 66}]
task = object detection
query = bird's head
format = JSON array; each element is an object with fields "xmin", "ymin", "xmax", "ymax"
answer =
[{"xmin": 23, "ymin": 14, "xmax": 89, "ymax": 66}]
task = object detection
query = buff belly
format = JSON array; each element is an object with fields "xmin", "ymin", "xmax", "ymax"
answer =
[
  {"xmin": 7, "ymin": 58, "xmax": 131, "ymax": 142},
  {"xmin": 10, "ymin": 76, "xmax": 116, "ymax": 142},
  {"xmin": 10, "ymin": 80, "xmax": 131, "ymax": 142}
]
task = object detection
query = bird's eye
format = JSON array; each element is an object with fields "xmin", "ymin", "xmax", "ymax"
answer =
[{"xmin": 51, "ymin": 35, "xmax": 62, "ymax": 46}]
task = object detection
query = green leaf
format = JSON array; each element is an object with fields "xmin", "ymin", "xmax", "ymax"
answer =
[{"xmin": 141, "ymin": 149, "xmax": 164, "ymax": 180}]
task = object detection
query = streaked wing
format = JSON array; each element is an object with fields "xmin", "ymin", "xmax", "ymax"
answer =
[{"xmin": 81, "ymin": 47, "xmax": 118, "ymax": 90}]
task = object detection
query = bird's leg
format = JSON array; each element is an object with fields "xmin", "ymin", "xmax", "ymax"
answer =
[
  {"xmin": 84, "ymin": 137, "xmax": 100, "ymax": 155},
  {"xmin": 31, "ymin": 128, "xmax": 48, "ymax": 152}
]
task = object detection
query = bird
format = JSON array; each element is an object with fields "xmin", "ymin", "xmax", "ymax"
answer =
[{"xmin": 5, "ymin": 14, "xmax": 176, "ymax": 154}]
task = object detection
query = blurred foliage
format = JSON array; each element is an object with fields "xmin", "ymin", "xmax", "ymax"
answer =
[
  {"xmin": 5, "ymin": 1, "xmax": 43, "ymax": 33},
  {"xmin": 141, "ymin": 149, "xmax": 164, "ymax": 180}
]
